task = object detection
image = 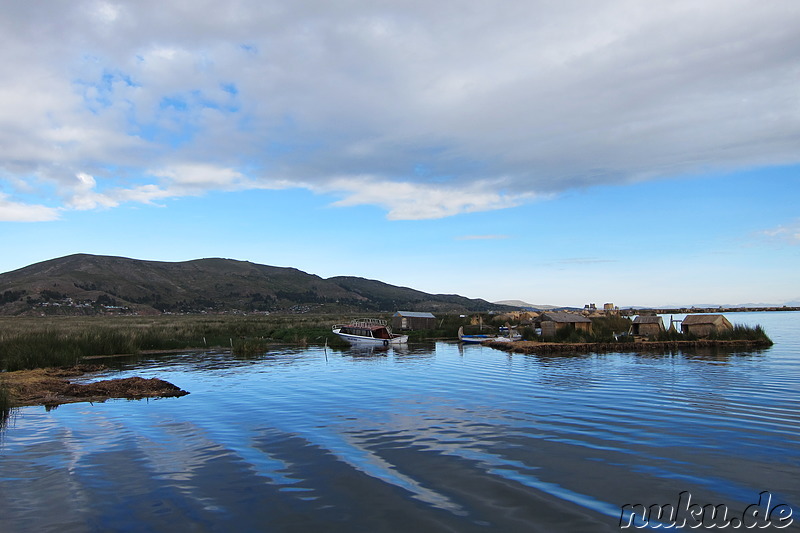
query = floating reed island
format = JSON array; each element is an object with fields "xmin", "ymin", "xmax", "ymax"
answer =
[
  {"xmin": 486, "ymin": 337, "xmax": 774, "ymax": 355},
  {"xmin": 486, "ymin": 313, "xmax": 774, "ymax": 355}
]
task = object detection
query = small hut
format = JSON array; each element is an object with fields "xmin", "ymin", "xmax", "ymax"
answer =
[
  {"xmin": 681, "ymin": 314, "xmax": 733, "ymax": 337},
  {"xmin": 392, "ymin": 311, "xmax": 436, "ymax": 331},
  {"xmin": 539, "ymin": 312, "xmax": 593, "ymax": 339},
  {"xmin": 631, "ymin": 316, "xmax": 665, "ymax": 337}
]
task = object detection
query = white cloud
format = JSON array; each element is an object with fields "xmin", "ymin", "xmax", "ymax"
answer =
[
  {"xmin": 66, "ymin": 172, "xmax": 119, "ymax": 210},
  {"xmin": 113, "ymin": 184, "xmax": 173, "ymax": 205},
  {"xmin": 1, "ymin": 0, "xmax": 799, "ymax": 220},
  {"xmin": 324, "ymin": 176, "xmax": 533, "ymax": 220},
  {"xmin": 0, "ymin": 193, "xmax": 60, "ymax": 222},
  {"xmin": 759, "ymin": 220, "xmax": 800, "ymax": 245},
  {"xmin": 149, "ymin": 164, "xmax": 253, "ymax": 193}
]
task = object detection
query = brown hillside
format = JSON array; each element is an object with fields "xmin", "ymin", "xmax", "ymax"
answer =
[{"xmin": 0, "ymin": 254, "xmax": 511, "ymax": 315}]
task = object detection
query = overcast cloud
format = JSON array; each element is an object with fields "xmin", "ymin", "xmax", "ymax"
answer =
[{"xmin": 2, "ymin": 0, "xmax": 799, "ymax": 221}]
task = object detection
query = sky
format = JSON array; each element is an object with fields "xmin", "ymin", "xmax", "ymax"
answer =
[{"xmin": 1, "ymin": 0, "xmax": 798, "ymax": 308}]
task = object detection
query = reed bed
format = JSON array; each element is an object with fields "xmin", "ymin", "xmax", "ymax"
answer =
[
  {"xmin": 712, "ymin": 324, "xmax": 772, "ymax": 342},
  {"xmin": 0, "ymin": 314, "xmax": 354, "ymax": 371},
  {"xmin": 653, "ymin": 323, "xmax": 772, "ymax": 343}
]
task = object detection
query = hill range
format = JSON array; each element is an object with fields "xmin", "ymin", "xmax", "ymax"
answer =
[{"xmin": 0, "ymin": 254, "xmax": 517, "ymax": 316}]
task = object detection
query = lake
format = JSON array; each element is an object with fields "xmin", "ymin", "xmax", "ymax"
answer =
[{"xmin": 1, "ymin": 311, "xmax": 798, "ymax": 532}]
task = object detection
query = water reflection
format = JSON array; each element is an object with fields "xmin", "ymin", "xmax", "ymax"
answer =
[
  {"xmin": 0, "ymin": 407, "xmax": 12, "ymax": 433},
  {"xmin": 336, "ymin": 345, "xmax": 390, "ymax": 359}
]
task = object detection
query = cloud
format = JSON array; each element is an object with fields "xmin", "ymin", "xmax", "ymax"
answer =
[
  {"xmin": 324, "ymin": 176, "xmax": 532, "ymax": 220},
  {"xmin": 67, "ymin": 172, "xmax": 119, "ymax": 210},
  {"xmin": 64, "ymin": 164, "xmax": 270, "ymax": 210},
  {"xmin": 1, "ymin": 0, "xmax": 799, "ymax": 221},
  {"xmin": 758, "ymin": 220, "xmax": 800, "ymax": 245},
  {"xmin": 148, "ymin": 164, "xmax": 255, "ymax": 194},
  {"xmin": 0, "ymin": 193, "xmax": 60, "ymax": 222}
]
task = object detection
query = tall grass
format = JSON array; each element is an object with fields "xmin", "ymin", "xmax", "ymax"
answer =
[
  {"xmin": 0, "ymin": 314, "xmax": 356, "ymax": 371},
  {"xmin": 0, "ymin": 327, "xmax": 173, "ymax": 371},
  {"xmin": 0, "ymin": 331, "xmax": 84, "ymax": 371},
  {"xmin": 652, "ymin": 323, "xmax": 772, "ymax": 344},
  {"xmin": 589, "ymin": 315, "xmax": 634, "ymax": 342},
  {"xmin": 709, "ymin": 324, "xmax": 773, "ymax": 343},
  {"xmin": 0, "ymin": 312, "xmax": 463, "ymax": 368}
]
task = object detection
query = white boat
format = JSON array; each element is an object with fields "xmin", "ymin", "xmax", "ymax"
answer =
[
  {"xmin": 458, "ymin": 325, "xmax": 522, "ymax": 344},
  {"xmin": 332, "ymin": 318, "xmax": 409, "ymax": 346}
]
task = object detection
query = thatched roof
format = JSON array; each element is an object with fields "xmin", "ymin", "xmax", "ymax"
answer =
[
  {"xmin": 682, "ymin": 314, "xmax": 727, "ymax": 325},
  {"xmin": 540, "ymin": 312, "xmax": 592, "ymax": 323},
  {"xmin": 633, "ymin": 316, "xmax": 664, "ymax": 324}
]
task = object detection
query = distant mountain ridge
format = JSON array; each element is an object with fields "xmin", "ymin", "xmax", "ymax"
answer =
[
  {"xmin": 0, "ymin": 254, "xmax": 514, "ymax": 316},
  {"xmin": 493, "ymin": 299, "xmax": 561, "ymax": 310}
]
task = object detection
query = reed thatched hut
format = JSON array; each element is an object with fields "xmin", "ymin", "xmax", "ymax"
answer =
[
  {"xmin": 631, "ymin": 316, "xmax": 665, "ymax": 337},
  {"xmin": 539, "ymin": 312, "xmax": 593, "ymax": 339},
  {"xmin": 680, "ymin": 314, "xmax": 733, "ymax": 337}
]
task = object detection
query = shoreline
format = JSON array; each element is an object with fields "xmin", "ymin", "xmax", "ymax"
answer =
[
  {"xmin": 485, "ymin": 339, "xmax": 774, "ymax": 355},
  {"xmin": 617, "ymin": 306, "xmax": 799, "ymax": 315}
]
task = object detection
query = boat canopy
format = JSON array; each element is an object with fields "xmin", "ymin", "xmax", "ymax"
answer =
[{"xmin": 339, "ymin": 325, "xmax": 391, "ymax": 339}]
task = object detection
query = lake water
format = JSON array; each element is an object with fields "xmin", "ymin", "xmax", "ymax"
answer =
[{"xmin": 1, "ymin": 312, "xmax": 798, "ymax": 532}]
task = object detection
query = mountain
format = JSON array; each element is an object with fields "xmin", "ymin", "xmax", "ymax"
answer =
[
  {"xmin": 0, "ymin": 254, "xmax": 512, "ymax": 316},
  {"xmin": 493, "ymin": 300, "xmax": 560, "ymax": 310}
]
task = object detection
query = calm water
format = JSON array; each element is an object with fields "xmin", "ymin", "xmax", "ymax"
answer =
[{"xmin": 1, "ymin": 312, "xmax": 798, "ymax": 532}]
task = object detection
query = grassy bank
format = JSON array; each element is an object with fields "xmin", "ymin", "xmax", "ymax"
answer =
[
  {"xmin": 0, "ymin": 314, "xmax": 356, "ymax": 371},
  {"xmin": 0, "ymin": 313, "xmax": 475, "ymax": 370}
]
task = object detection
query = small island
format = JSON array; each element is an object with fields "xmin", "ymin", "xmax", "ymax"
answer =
[
  {"xmin": 1, "ymin": 365, "xmax": 188, "ymax": 409},
  {"xmin": 484, "ymin": 312, "xmax": 774, "ymax": 354},
  {"xmin": 486, "ymin": 338, "xmax": 773, "ymax": 355}
]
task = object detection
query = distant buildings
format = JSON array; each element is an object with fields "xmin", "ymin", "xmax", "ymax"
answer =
[{"xmin": 583, "ymin": 302, "xmax": 618, "ymax": 315}]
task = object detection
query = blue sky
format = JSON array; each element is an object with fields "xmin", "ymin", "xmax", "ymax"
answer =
[{"xmin": 1, "ymin": 1, "xmax": 798, "ymax": 307}]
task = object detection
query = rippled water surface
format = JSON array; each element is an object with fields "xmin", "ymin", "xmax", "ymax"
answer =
[{"xmin": 2, "ymin": 312, "xmax": 799, "ymax": 532}]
